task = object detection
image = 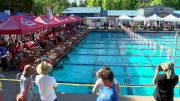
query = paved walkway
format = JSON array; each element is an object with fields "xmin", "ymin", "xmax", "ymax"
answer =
[{"xmin": 0, "ymin": 68, "xmax": 180, "ymax": 101}]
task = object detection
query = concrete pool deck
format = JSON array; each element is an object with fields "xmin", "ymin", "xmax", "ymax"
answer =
[{"xmin": 0, "ymin": 70, "xmax": 179, "ymax": 101}]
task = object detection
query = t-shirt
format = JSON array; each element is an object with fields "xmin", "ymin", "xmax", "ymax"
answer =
[
  {"xmin": 96, "ymin": 78, "xmax": 118, "ymax": 86},
  {"xmin": 153, "ymin": 74, "xmax": 179, "ymax": 101},
  {"xmin": 95, "ymin": 78, "xmax": 118, "ymax": 95},
  {"xmin": 96, "ymin": 84, "xmax": 118, "ymax": 101},
  {"xmin": 20, "ymin": 75, "xmax": 34, "ymax": 101},
  {"xmin": 0, "ymin": 46, "xmax": 7, "ymax": 58},
  {"xmin": 35, "ymin": 75, "xmax": 58, "ymax": 101}
]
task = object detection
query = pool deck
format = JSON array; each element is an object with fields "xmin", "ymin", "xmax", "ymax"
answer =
[
  {"xmin": 58, "ymin": 93, "xmax": 180, "ymax": 101},
  {"xmin": 0, "ymin": 70, "xmax": 179, "ymax": 101}
]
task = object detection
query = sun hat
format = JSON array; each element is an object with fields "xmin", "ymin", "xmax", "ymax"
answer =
[
  {"xmin": 159, "ymin": 62, "xmax": 174, "ymax": 79},
  {"xmin": 22, "ymin": 64, "xmax": 35, "ymax": 77},
  {"xmin": 36, "ymin": 61, "xmax": 53, "ymax": 75}
]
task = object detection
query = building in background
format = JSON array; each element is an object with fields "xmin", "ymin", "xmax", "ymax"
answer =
[
  {"xmin": 138, "ymin": 4, "xmax": 174, "ymax": 17},
  {"xmin": 62, "ymin": 7, "xmax": 101, "ymax": 17}
]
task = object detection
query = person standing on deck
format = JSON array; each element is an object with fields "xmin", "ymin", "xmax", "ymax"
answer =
[
  {"xmin": 19, "ymin": 65, "xmax": 35, "ymax": 101},
  {"xmin": 35, "ymin": 61, "xmax": 58, "ymax": 101},
  {"xmin": 96, "ymin": 69, "xmax": 118, "ymax": 101},
  {"xmin": 153, "ymin": 62, "xmax": 179, "ymax": 101},
  {"xmin": 92, "ymin": 66, "xmax": 120, "ymax": 96}
]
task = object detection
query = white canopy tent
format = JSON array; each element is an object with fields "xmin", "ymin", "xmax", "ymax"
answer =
[
  {"xmin": 147, "ymin": 13, "xmax": 162, "ymax": 21},
  {"xmin": 163, "ymin": 15, "xmax": 179, "ymax": 22},
  {"xmin": 132, "ymin": 15, "xmax": 147, "ymax": 21},
  {"xmin": 117, "ymin": 14, "xmax": 132, "ymax": 20}
]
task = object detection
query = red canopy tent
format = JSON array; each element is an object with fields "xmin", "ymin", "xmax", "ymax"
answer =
[
  {"xmin": 39, "ymin": 16, "xmax": 59, "ymax": 27},
  {"xmin": 34, "ymin": 16, "xmax": 48, "ymax": 26},
  {"xmin": 76, "ymin": 16, "xmax": 82, "ymax": 21},
  {"xmin": 69, "ymin": 16, "xmax": 82, "ymax": 22},
  {"xmin": 58, "ymin": 16, "xmax": 71, "ymax": 24},
  {"xmin": 51, "ymin": 16, "xmax": 65, "ymax": 25},
  {"xmin": 0, "ymin": 16, "xmax": 45, "ymax": 34}
]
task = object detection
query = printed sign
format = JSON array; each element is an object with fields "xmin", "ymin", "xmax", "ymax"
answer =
[{"xmin": 21, "ymin": 18, "xmax": 36, "ymax": 26}]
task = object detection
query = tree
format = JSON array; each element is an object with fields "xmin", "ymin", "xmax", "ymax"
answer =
[
  {"xmin": 126, "ymin": 0, "xmax": 139, "ymax": 9},
  {"xmin": 106, "ymin": 0, "xmax": 114, "ymax": 10},
  {"xmin": 32, "ymin": 0, "xmax": 70, "ymax": 15},
  {"xmin": 114, "ymin": 0, "xmax": 123, "ymax": 10},
  {"xmin": 87, "ymin": 0, "xmax": 94, "ymax": 7},
  {"xmin": 162, "ymin": 0, "xmax": 180, "ymax": 9},
  {"xmin": 71, "ymin": 1, "xmax": 78, "ymax": 7},
  {"xmin": 93, "ymin": 0, "xmax": 99, "ymax": 6},
  {"xmin": 79, "ymin": 0, "xmax": 86, "ymax": 7},
  {"xmin": 102, "ymin": 0, "xmax": 107, "ymax": 10},
  {"xmin": 151, "ymin": 0, "xmax": 162, "ymax": 6}
]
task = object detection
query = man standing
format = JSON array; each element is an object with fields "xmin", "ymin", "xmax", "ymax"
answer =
[
  {"xmin": 35, "ymin": 61, "xmax": 58, "ymax": 101},
  {"xmin": 153, "ymin": 62, "xmax": 179, "ymax": 101}
]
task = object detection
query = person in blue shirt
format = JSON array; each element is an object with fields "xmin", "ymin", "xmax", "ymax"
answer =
[
  {"xmin": 96, "ymin": 69, "xmax": 118, "ymax": 101},
  {"xmin": 0, "ymin": 45, "xmax": 8, "ymax": 71}
]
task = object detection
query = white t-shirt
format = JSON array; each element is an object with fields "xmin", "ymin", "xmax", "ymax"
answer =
[
  {"xmin": 96, "ymin": 78, "xmax": 118, "ymax": 86},
  {"xmin": 35, "ymin": 75, "xmax": 58, "ymax": 101}
]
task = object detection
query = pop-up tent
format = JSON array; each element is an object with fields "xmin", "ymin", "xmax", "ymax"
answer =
[
  {"xmin": 133, "ymin": 15, "xmax": 147, "ymax": 21},
  {"xmin": 0, "ymin": 16, "xmax": 45, "ymax": 34},
  {"xmin": 0, "ymin": 12, "xmax": 10, "ymax": 22},
  {"xmin": 163, "ymin": 14, "xmax": 179, "ymax": 22},
  {"xmin": 51, "ymin": 16, "xmax": 64, "ymax": 25},
  {"xmin": 58, "ymin": 16, "xmax": 72, "ymax": 24},
  {"xmin": 147, "ymin": 13, "xmax": 162, "ymax": 21},
  {"xmin": 40, "ymin": 15, "xmax": 59, "ymax": 27},
  {"xmin": 117, "ymin": 14, "xmax": 132, "ymax": 20},
  {"xmin": 69, "ymin": 16, "xmax": 82, "ymax": 22}
]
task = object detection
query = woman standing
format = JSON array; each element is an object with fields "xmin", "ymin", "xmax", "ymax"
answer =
[{"xmin": 20, "ymin": 65, "xmax": 35, "ymax": 101}]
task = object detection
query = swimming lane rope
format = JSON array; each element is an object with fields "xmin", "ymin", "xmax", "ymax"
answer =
[{"xmin": 0, "ymin": 78, "xmax": 180, "ymax": 88}]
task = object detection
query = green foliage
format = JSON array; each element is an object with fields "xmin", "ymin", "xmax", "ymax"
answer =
[
  {"xmin": 32, "ymin": 0, "xmax": 70, "ymax": 16},
  {"xmin": 102, "ymin": 0, "xmax": 107, "ymax": 10},
  {"xmin": 71, "ymin": 1, "xmax": 78, "ymax": 7},
  {"xmin": 151, "ymin": 0, "xmax": 162, "ymax": 6},
  {"xmin": 79, "ymin": 0, "xmax": 86, "ymax": 7},
  {"xmin": 0, "ymin": 0, "xmax": 179, "ymax": 16},
  {"xmin": 87, "ymin": 0, "xmax": 94, "ymax": 7},
  {"xmin": 93, "ymin": 0, "xmax": 99, "ymax": 6},
  {"xmin": 85, "ymin": 0, "xmax": 180, "ymax": 10},
  {"xmin": 162, "ymin": 0, "xmax": 180, "ymax": 9}
]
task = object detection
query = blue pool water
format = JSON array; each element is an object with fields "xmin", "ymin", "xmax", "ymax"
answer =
[{"xmin": 52, "ymin": 31, "xmax": 180, "ymax": 97}]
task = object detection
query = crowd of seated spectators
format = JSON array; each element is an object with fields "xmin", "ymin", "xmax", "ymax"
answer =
[{"xmin": 0, "ymin": 22, "xmax": 88, "ymax": 71}]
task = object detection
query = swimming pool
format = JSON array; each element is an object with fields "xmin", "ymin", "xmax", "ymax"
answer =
[{"xmin": 52, "ymin": 31, "xmax": 180, "ymax": 97}]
